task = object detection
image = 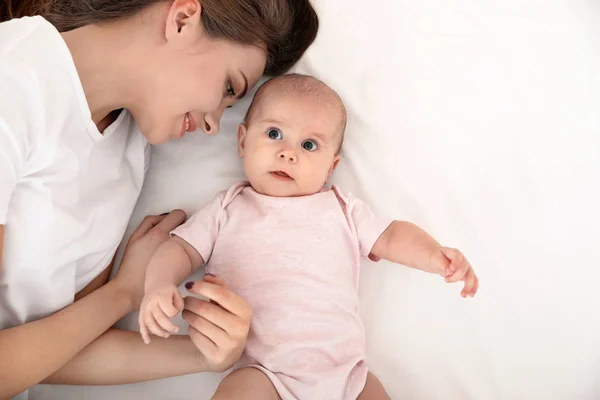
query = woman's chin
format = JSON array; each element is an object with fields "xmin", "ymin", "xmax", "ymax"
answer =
[{"xmin": 142, "ymin": 129, "xmax": 173, "ymax": 145}]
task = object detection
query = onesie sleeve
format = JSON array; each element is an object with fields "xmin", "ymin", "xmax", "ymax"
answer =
[
  {"xmin": 348, "ymin": 194, "xmax": 394, "ymax": 258},
  {"xmin": 170, "ymin": 193, "xmax": 225, "ymax": 264},
  {"xmin": 0, "ymin": 61, "xmax": 37, "ymax": 224}
]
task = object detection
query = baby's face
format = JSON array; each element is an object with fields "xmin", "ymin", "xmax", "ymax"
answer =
[{"xmin": 238, "ymin": 91, "xmax": 341, "ymax": 197}]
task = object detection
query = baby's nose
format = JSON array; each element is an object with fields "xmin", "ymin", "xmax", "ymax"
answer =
[{"xmin": 278, "ymin": 149, "xmax": 297, "ymax": 163}]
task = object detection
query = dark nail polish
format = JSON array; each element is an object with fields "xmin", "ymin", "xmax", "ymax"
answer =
[
  {"xmin": 160, "ymin": 212, "xmax": 169, "ymax": 216},
  {"xmin": 185, "ymin": 282, "xmax": 194, "ymax": 290}
]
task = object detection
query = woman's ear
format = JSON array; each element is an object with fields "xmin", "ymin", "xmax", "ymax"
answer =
[
  {"xmin": 238, "ymin": 124, "xmax": 248, "ymax": 157},
  {"xmin": 165, "ymin": 0, "xmax": 202, "ymax": 41}
]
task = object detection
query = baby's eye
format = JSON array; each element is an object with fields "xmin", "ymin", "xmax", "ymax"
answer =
[
  {"xmin": 302, "ymin": 139, "xmax": 319, "ymax": 152},
  {"xmin": 268, "ymin": 128, "xmax": 283, "ymax": 140}
]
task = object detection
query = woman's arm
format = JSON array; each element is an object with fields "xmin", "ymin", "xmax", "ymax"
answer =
[
  {"xmin": 45, "ymin": 275, "xmax": 253, "ymax": 386},
  {"xmin": 0, "ymin": 211, "xmax": 253, "ymax": 397},
  {"xmin": 0, "ymin": 212, "xmax": 189, "ymax": 398},
  {"xmin": 0, "ymin": 279, "xmax": 135, "ymax": 398},
  {"xmin": 75, "ymin": 255, "xmax": 115, "ymax": 301},
  {"xmin": 43, "ymin": 328, "xmax": 208, "ymax": 385}
]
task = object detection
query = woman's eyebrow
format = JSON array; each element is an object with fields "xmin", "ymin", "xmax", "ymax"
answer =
[{"xmin": 236, "ymin": 71, "xmax": 248, "ymax": 100}]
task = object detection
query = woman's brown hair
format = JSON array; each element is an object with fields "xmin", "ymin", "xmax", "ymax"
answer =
[{"xmin": 0, "ymin": 0, "xmax": 318, "ymax": 75}]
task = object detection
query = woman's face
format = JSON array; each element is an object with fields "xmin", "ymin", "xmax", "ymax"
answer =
[{"xmin": 131, "ymin": 0, "xmax": 267, "ymax": 144}]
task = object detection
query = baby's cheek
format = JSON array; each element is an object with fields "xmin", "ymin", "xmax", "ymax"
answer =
[
  {"xmin": 309, "ymin": 163, "xmax": 331, "ymax": 187},
  {"xmin": 320, "ymin": 159, "xmax": 334, "ymax": 177}
]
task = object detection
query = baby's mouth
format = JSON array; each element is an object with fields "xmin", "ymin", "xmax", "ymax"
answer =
[{"xmin": 270, "ymin": 171, "xmax": 293, "ymax": 181}]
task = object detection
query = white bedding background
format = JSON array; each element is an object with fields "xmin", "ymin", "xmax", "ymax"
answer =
[{"xmin": 32, "ymin": 1, "xmax": 600, "ymax": 399}]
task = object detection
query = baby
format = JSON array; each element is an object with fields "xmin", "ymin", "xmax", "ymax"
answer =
[{"xmin": 139, "ymin": 74, "xmax": 479, "ymax": 399}]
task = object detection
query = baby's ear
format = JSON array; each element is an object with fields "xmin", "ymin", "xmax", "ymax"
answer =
[
  {"xmin": 328, "ymin": 155, "xmax": 341, "ymax": 175},
  {"xmin": 237, "ymin": 124, "xmax": 247, "ymax": 157}
]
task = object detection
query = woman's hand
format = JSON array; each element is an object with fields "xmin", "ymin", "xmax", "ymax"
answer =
[
  {"xmin": 182, "ymin": 274, "xmax": 252, "ymax": 372},
  {"xmin": 114, "ymin": 210, "xmax": 187, "ymax": 310}
]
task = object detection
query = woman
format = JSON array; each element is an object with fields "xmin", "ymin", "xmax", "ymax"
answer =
[{"xmin": 0, "ymin": 0, "xmax": 318, "ymax": 398}]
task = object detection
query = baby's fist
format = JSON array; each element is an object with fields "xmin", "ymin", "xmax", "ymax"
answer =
[
  {"xmin": 439, "ymin": 247, "xmax": 479, "ymax": 298},
  {"xmin": 138, "ymin": 284, "xmax": 184, "ymax": 344}
]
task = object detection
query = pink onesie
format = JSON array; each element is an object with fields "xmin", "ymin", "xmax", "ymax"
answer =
[{"xmin": 171, "ymin": 181, "xmax": 393, "ymax": 399}]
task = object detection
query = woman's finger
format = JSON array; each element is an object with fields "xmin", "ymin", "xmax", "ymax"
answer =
[
  {"xmin": 203, "ymin": 274, "xmax": 226, "ymax": 305},
  {"xmin": 129, "ymin": 215, "xmax": 165, "ymax": 243},
  {"xmin": 153, "ymin": 209, "xmax": 187, "ymax": 234},
  {"xmin": 368, "ymin": 253, "xmax": 381, "ymax": 262},
  {"xmin": 203, "ymin": 273, "xmax": 226, "ymax": 287},
  {"xmin": 182, "ymin": 309, "xmax": 230, "ymax": 347},
  {"xmin": 188, "ymin": 326, "xmax": 218, "ymax": 358},
  {"xmin": 185, "ymin": 280, "xmax": 251, "ymax": 323},
  {"xmin": 183, "ymin": 296, "xmax": 241, "ymax": 336}
]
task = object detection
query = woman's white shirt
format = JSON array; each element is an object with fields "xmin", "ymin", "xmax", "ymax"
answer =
[{"xmin": 0, "ymin": 16, "xmax": 149, "ymax": 330}]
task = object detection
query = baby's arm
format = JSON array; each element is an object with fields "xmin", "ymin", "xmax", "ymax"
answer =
[
  {"xmin": 144, "ymin": 236, "xmax": 204, "ymax": 294},
  {"xmin": 371, "ymin": 221, "xmax": 478, "ymax": 297},
  {"xmin": 371, "ymin": 221, "xmax": 442, "ymax": 274},
  {"xmin": 139, "ymin": 236, "xmax": 204, "ymax": 344}
]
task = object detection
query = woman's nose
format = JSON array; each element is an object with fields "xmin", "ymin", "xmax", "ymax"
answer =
[
  {"xmin": 202, "ymin": 107, "xmax": 225, "ymax": 135},
  {"xmin": 277, "ymin": 148, "xmax": 297, "ymax": 163}
]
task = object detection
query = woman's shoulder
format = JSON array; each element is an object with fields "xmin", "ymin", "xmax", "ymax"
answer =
[
  {"xmin": 0, "ymin": 16, "xmax": 54, "ymax": 53},
  {"xmin": 0, "ymin": 49, "xmax": 44, "ymax": 152},
  {"xmin": 0, "ymin": 15, "xmax": 68, "ymax": 89},
  {"xmin": 0, "ymin": 16, "xmax": 58, "ymax": 116}
]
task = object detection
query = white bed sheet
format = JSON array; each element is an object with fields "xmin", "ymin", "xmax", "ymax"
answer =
[{"xmin": 32, "ymin": 0, "xmax": 600, "ymax": 399}]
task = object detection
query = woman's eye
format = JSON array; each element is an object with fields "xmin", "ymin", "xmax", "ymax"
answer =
[
  {"xmin": 268, "ymin": 128, "xmax": 283, "ymax": 140},
  {"xmin": 302, "ymin": 139, "xmax": 319, "ymax": 151},
  {"xmin": 226, "ymin": 81, "xmax": 236, "ymax": 97}
]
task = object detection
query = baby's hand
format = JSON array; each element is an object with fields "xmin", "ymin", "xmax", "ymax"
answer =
[
  {"xmin": 138, "ymin": 284, "xmax": 184, "ymax": 344},
  {"xmin": 431, "ymin": 247, "xmax": 479, "ymax": 298}
]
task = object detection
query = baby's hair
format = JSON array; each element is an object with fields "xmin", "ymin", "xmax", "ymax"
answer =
[{"xmin": 243, "ymin": 73, "xmax": 347, "ymax": 154}]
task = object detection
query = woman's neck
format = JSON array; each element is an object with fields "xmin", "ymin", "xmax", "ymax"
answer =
[{"xmin": 61, "ymin": 21, "xmax": 138, "ymax": 132}]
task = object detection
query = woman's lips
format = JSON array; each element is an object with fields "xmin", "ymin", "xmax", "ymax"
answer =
[{"xmin": 180, "ymin": 113, "xmax": 198, "ymax": 137}]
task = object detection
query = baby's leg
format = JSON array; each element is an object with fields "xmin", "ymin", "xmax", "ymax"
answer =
[
  {"xmin": 211, "ymin": 367, "xmax": 280, "ymax": 400},
  {"xmin": 357, "ymin": 372, "xmax": 391, "ymax": 400}
]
